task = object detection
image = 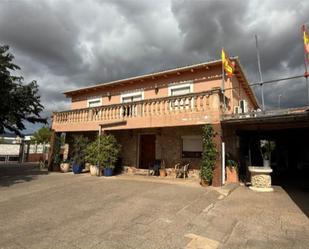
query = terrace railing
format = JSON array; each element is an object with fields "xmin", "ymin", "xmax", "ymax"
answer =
[{"xmin": 53, "ymin": 89, "xmax": 221, "ymax": 125}]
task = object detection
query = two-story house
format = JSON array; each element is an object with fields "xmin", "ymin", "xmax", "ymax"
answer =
[{"xmin": 51, "ymin": 58, "xmax": 258, "ymax": 186}]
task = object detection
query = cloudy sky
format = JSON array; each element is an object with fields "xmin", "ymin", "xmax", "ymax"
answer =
[{"xmin": 1, "ymin": 0, "xmax": 309, "ymax": 133}]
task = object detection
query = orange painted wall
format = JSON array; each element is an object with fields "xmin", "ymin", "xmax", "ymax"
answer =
[{"xmin": 70, "ymin": 66, "xmax": 223, "ymax": 110}]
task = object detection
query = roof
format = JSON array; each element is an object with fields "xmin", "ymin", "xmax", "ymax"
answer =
[{"xmin": 63, "ymin": 58, "xmax": 259, "ymax": 108}]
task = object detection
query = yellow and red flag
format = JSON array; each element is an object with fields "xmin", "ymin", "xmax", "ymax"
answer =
[
  {"xmin": 221, "ymin": 48, "xmax": 234, "ymax": 78},
  {"xmin": 303, "ymin": 25, "xmax": 309, "ymax": 63}
]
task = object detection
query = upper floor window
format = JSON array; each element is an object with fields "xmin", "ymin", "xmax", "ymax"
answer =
[
  {"xmin": 168, "ymin": 81, "xmax": 193, "ymax": 97},
  {"xmin": 121, "ymin": 91, "xmax": 144, "ymax": 103},
  {"xmin": 168, "ymin": 82, "xmax": 193, "ymax": 108},
  {"xmin": 87, "ymin": 97, "xmax": 102, "ymax": 107}
]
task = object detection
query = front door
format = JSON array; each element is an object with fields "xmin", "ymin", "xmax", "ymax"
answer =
[{"xmin": 139, "ymin": 134, "xmax": 156, "ymax": 169}]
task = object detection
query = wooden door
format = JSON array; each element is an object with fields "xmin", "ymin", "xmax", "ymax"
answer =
[{"xmin": 139, "ymin": 134, "xmax": 156, "ymax": 169}]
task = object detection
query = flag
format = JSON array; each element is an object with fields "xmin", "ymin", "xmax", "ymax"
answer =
[
  {"xmin": 221, "ymin": 48, "xmax": 234, "ymax": 78},
  {"xmin": 303, "ymin": 25, "xmax": 309, "ymax": 63}
]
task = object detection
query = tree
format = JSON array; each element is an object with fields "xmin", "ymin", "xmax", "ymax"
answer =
[
  {"xmin": 0, "ymin": 45, "xmax": 46, "ymax": 135},
  {"xmin": 30, "ymin": 126, "xmax": 52, "ymax": 144}
]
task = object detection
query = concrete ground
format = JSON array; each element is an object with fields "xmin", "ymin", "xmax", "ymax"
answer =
[{"xmin": 0, "ymin": 164, "xmax": 308, "ymax": 249}]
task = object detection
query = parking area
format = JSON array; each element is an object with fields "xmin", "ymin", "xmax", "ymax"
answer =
[{"xmin": 0, "ymin": 164, "xmax": 308, "ymax": 249}]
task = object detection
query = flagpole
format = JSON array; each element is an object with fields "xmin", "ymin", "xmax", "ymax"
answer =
[
  {"xmin": 302, "ymin": 25, "xmax": 309, "ymax": 106},
  {"xmin": 255, "ymin": 34, "xmax": 265, "ymax": 111},
  {"xmin": 221, "ymin": 48, "xmax": 226, "ymax": 111}
]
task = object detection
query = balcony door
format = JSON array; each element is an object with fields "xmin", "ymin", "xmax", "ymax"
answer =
[{"xmin": 139, "ymin": 134, "xmax": 156, "ymax": 169}]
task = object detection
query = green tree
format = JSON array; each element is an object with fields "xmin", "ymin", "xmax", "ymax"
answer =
[
  {"xmin": 0, "ymin": 45, "xmax": 46, "ymax": 135},
  {"xmin": 200, "ymin": 124, "xmax": 218, "ymax": 183},
  {"xmin": 85, "ymin": 134, "xmax": 120, "ymax": 169},
  {"xmin": 30, "ymin": 126, "xmax": 52, "ymax": 144}
]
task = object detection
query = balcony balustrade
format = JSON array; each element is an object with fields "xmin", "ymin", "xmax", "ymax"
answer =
[{"xmin": 52, "ymin": 89, "xmax": 222, "ymax": 132}]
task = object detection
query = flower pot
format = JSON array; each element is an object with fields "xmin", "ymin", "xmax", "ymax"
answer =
[
  {"xmin": 159, "ymin": 169, "xmax": 166, "ymax": 177},
  {"xmin": 72, "ymin": 164, "xmax": 83, "ymax": 174},
  {"xmin": 60, "ymin": 163, "xmax": 70, "ymax": 173},
  {"xmin": 104, "ymin": 168, "xmax": 113, "ymax": 177},
  {"xmin": 90, "ymin": 165, "xmax": 100, "ymax": 176},
  {"xmin": 263, "ymin": 159, "xmax": 270, "ymax": 167},
  {"xmin": 226, "ymin": 166, "xmax": 238, "ymax": 183},
  {"xmin": 200, "ymin": 179, "xmax": 210, "ymax": 187}
]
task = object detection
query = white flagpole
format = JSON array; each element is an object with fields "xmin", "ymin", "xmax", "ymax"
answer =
[
  {"xmin": 302, "ymin": 25, "xmax": 309, "ymax": 106},
  {"xmin": 221, "ymin": 49, "xmax": 226, "ymax": 111},
  {"xmin": 255, "ymin": 34, "xmax": 265, "ymax": 111}
]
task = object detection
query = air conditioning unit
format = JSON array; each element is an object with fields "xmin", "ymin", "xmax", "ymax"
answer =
[
  {"xmin": 234, "ymin": 106, "xmax": 241, "ymax": 114},
  {"xmin": 239, "ymin": 99, "xmax": 248, "ymax": 113}
]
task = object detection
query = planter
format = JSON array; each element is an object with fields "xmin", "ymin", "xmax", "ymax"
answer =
[
  {"xmin": 159, "ymin": 169, "xmax": 166, "ymax": 177},
  {"xmin": 60, "ymin": 163, "xmax": 70, "ymax": 173},
  {"xmin": 104, "ymin": 168, "xmax": 113, "ymax": 177},
  {"xmin": 52, "ymin": 164, "xmax": 61, "ymax": 172},
  {"xmin": 226, "ymin": 166, "xmax": 238, "ymax": 183},
  {"xmin": 72, "ymin": 164, "xmax": 84, "ymax": 174},
  {"xmin": 200, "ymin": 179, "xmax": 210, "ymax": 187},
  {"xmin": 263, "ymin": 159, "xmax": 270, "ymax": 167},
  {"xmin": 90, "ymin": 165, "xmax": 100, "ymax": 176}
]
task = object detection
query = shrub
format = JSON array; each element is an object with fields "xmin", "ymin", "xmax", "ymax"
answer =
[
  {"xmin": 85, "ymin": 134, "xmax": 120, "ymax": 169},
  {"xmin": 72, "ymin": 135, "xmax": 88, "ymax": 165},
  {"xmin": 200, "ymin": 124, "xmax": 217, "ymax": 183}
]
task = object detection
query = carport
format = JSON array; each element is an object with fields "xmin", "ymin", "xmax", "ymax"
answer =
[{"xmin": 222, "ymin": 107, "xmax": 309, "ymax": 215}]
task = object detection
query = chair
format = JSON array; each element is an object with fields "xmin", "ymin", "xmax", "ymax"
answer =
[
  {"xmin": 175, "ymin": 162, "xmax": 190, "ymax": 179},
  {"xmin": 148, "ymin": 160, "xmax": 161, "ymax": 176}
]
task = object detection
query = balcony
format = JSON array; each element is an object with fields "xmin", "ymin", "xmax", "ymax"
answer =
[{"xmin": 52, "ymin": 89, "xmax": 222, "ymax": 132}]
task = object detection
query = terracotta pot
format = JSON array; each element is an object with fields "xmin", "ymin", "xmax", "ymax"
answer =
[
  {"xmin": 90, "ymin": 165, "xmax": 100, "ymax": 176},
  {"xmin": 226, "ymin": 166, "xmax": 238, "ymax": 183},
  {"xmin": 159, "ymin": 169, "xmax": 166, "ymax": 177},
  {"xmin": 60, "ymin": 163, "xmax": 70, "ymax": 173},
  {"xmin": 200, "ymin": 179, "xmax": 210, "ymax": 187}
]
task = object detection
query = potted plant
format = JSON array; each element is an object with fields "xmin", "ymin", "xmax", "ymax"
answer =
[
  {"xmin": 200, "ymin": 124, "xmax": 217, "ymax": 186},
  {"xmin": 52, "ymin": 135, "xmax": 62, "ymax": 171},
  {"xmin": 85, "ymin": 138, "xmax": 101, "ymax": 176},
  {"xmin": 159, "ymin": 160, "xmax": 166, "ymax": 177},
  {"xmin": 60, "ymin": 159, "xmax": 70, "ymax": 173},
  {"xmin": 225, "ymin": 153, "xmax": 238, "ymax": 183},
  {"xmin": 260, "ymin": 140, "xmax": 275, "ymax": 167},
  {"xmin": 71, "ymin": 135, "xmax": 88, "ymax": 174},
  {"xmin": 98, "ymin": 134, "xmax": 120, "ymax": 177}
]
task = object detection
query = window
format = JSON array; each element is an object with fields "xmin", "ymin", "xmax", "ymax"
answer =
[
  {"xmin": 182, "ymin": 135, "xmax": 202, "ymax": 158},
  {"xmin": 87, "ymin": 97, "xmax": 102, "ymax": 107},
  {"xmin": 120, "ymin": 91, "xmax": 144, "ymax": 117},
  {"xmin": 121, "ymin": 91, "xmax": 144, "ymax": 103},
  {"xmin": 168, "ymin": 82, "xmax": 193, "ymax": 109}
]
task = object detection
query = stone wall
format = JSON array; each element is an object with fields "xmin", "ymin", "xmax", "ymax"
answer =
[{"xmin": 111, "ymin": 126, "xmax": 204, "ymax": 170}]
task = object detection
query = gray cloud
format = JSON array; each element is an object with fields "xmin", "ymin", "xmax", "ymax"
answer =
[{"xmin": 1, "ymin": 0, "xmax": 309, "ymax": 133}]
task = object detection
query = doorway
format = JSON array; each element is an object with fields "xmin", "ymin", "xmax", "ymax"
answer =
[{"xmin": 139, "ymin": 134, "xmax": 156, "ymax": 169}]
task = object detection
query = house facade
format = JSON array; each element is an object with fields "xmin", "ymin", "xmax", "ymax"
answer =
[{"xmin": 51, "ymin": 59, "xmax": 258, "ymax": 186}]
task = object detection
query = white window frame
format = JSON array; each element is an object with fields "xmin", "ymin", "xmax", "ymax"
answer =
[
  {"xmin": 168, "ymin": 81, "xmax": 193, "ymax": 97},
  {"xmin": 120, "ymin": 91, "xmax": 144, "ymax": 103},
  {"xmin": 168, "ymin": 81, "xmax": 193, "ymax": 109},
  {"xmin": 87, "ymin": 97, "xmax": 102, "ymax": 107}
]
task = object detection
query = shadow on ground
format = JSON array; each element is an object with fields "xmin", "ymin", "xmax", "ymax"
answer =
[
  {"xmin": 0, "ymin": 163, "xmax": 49, "ymax": 187},
  {"xmin": 273, "ymin": 171, "xmax": 309, "ymax": 218}
]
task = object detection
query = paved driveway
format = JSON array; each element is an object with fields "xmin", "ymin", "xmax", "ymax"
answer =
[{"xmin": 0, "ymin": 164, "xmax": 308, "ymax": 249}]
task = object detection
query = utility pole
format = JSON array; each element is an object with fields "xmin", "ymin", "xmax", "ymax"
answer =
[
  {"xmin": 255, "ymin": 34, "xmax": 265, "ymax": 111},
  {"xmin": 278, "ymin": 94, "xmax": 282, "ymax": 109}
]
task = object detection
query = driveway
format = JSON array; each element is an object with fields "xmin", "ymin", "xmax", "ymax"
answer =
[{"xmin": 0, "ymin": 164, "xmax": 308, "ymax": 249}]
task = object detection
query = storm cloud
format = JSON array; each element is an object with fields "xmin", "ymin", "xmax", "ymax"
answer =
[{"xmin": 0, "ymin": 0, "xmax": 309, "ymax": 132}]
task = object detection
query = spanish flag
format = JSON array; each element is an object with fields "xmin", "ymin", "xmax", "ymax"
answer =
[
  {"xmin": 303, "ymin": 25, "xmax": 309, "ymax": 63},
  {"xmin": 221, "ymin": 48, "xmax": 234, "ymax": 78}
]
